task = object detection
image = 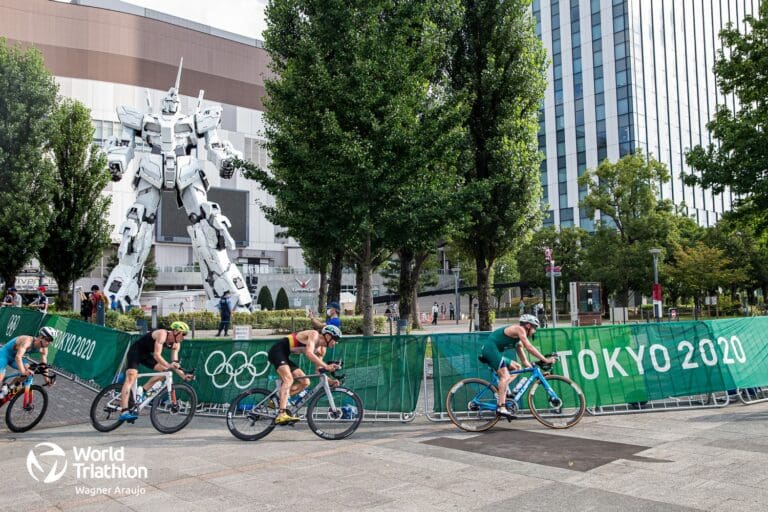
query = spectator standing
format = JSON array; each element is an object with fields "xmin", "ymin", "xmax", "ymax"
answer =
[
  {"xmin": 431, "ymin": 302, "xmax": 439, "ymax": 325},
  {"xmin": 215, "ymin": 291, "xmax": 233, "ymax": 337},
  {"xmin": 79, "ymin": 290, "xmax": 93, "ymax": 322},
  {"xmin": 449, "ymin": 301, "xmax": 455, "ymax": 320},
  {"xmin": 519, "ymin": 298, "xmax": 526, "ymax": 316},
  {"xmin": 2, "ymin": 287, "xmax": 23, "ymax": 308},
  {"xmin": 440, "ymin": 302, "xmax": 446, "ymax": 320},
  {"xmin": 30, "ymin": 286, "xmax": 49, "ymax": 313},
  {"xmin": 90, "ymin": 285, "xmax": 108, "ymax": 326},
  {"xmin": 310, "ymin": 301, "xmax": 341, "ymax": 330},
  {"xmin": 110, "ymin": 294, "xmax": 120, "ymax": 311}
]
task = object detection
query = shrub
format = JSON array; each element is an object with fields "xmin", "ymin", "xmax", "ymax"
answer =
[
  {"xmin": 256, "ymin": 286, "xmax": 274, "ymax": 310},
  {"xmin": 275, "ymin": 288, "xmax": 289, "ymax": 310},
  {"xmin": 114, "ymin": 314, "xmax": 137, "ymax": 332}
]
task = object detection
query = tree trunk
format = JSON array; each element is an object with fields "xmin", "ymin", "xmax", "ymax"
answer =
[
  {"xmin": 410, "ymin": 252, "xmax": 428, "ymax": 331},
  {"xmin": 397, "ymin": 248, "xmax": 415, "ymax": 330},
  {"xmin": 316, "ymin": 267, "xmax": 328, "ymax": 312},
  {"xmin": 2, "ymin": 274, "xmax": 15, "ymax": 292},
  {"xmin": 328, "ymin": 250, "xmax": 343, "ymax": 304},
  {"xmin": 354, "ymin": 263, "xmax": 364, "ymax": 315},
  {"xmin": 360, "ymin": 235, "xmax": 374, "ymax": 336},
  {"xmin": 475, "ymin": 253, "xmax": 493, "ymax": 331}
]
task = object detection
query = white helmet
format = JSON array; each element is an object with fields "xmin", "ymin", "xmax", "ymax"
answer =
[
  {"xmin": 519, "ymin": 314, "xmax": 540, "ymax": 328},
  {"xmin": 39, "ymin": 326, "xmax": 56, "ymax": 340}
]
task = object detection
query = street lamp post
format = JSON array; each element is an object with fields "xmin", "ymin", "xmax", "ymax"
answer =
[
  {"xmin": 544, "ymin": 248, "xmax": 557, "ymax": 326},
  {"xmin": 649, "ymin": 248, "xmax": 661, "ymax": 321},
  {"xmin": 452, "ymin": 265, "xmax": 460, "ymax": 325}
]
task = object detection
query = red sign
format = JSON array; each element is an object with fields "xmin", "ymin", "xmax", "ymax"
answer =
[
  {"xmin": 652, "ymin": 283, "xmax": 663, "ymax": 301},
  {"xmin": 545, "ymin": 266, "xmax": 562, "ymax": 272}
]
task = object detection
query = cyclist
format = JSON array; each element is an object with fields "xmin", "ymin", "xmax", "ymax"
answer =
[
  {"xmin": 0, "ymin": 327, "xmax": 56, "ymax": 397},
  {"xmin": 118, "ymin": 320, "xmax": 193, "ymax": 421},
  {"xmin": 267, "ymin": 325, "xmax": 341, "ymax": 425},
  {"xmin": 480, "ymin": 314, "xmax": 555, "ymax": 419}
]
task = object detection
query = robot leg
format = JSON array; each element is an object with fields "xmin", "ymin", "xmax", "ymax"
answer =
[
  {"xmin": 182, "ymin": 185, "xmax": 251, "ymax": 309},
  {"xmin": 105, "ymin": 183, "xmax": 160, "ymax": 309}
]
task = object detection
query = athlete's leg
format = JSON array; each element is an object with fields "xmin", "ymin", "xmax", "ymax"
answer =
[
  {"xmin": 276, "ymin": 364, "xmax": 294, "ymax": 412},
  {"xmin": 290, "ymin": 368, "xmax": 308, "ymax": 394}
]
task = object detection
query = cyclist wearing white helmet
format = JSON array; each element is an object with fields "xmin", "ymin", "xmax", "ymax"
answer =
[
  {"xmin": 267, "ymin": 325, "xmax": 342, "ymax": 424},
  {"xmin": 0, "ymin": 327, "xmax": 56, "ymax": 395},
  {"xmin": 480, "ymin": 314, "xmax": 555, "ymax": 419}
]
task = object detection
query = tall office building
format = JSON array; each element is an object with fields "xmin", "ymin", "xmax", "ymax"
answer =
[{"xmin": 534, "ymin": 0, "xmax": 759, "ymax": 229}]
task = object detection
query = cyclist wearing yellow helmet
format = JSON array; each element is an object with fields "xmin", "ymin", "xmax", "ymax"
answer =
[{"xmin": 118, "ymin": 320, "xmax": 193, "ymax": 421}]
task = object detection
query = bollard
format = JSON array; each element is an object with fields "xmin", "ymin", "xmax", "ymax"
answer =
[
  {"xmin": 191, "ymin": 316, "xmax": 196, "ymax": 339},
  {"xmin": 151, "ymin": 305, "xmax": 158, "ymax": 329}
]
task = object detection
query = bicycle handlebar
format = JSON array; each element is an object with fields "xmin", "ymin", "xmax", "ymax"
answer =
[{"xmin": 535, "ymin": 353, "xmax": 559, "ymax": 372}]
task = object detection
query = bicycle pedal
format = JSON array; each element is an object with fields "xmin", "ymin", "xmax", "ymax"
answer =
[{"xmin": 127, "ymin": 419, "xmax": 136, "ymax": 424}]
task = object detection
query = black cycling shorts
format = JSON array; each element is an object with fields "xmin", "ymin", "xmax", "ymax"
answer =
[
  {"xmin": 125, "ymin": 345, "xmax": 158, "ymax": 371},
  {"xmin": 268, "ymin": 338, "xmax": 299, "ymax": 372}
]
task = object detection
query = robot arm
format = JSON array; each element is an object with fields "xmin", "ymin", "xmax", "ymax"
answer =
[
  {"xmin": 196, "ymin": 106, "xmax": 242, "ymax": 179},
  {"xmin": 107, "ymin": 106, "xmax": 143, "ymax": 181}
]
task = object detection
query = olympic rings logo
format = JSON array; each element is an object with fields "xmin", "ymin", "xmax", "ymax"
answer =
[
  {"xmin": 6, "ymin": 315, "xmax": 20, "ymax": 337},
  {"xmin": 204, "ymin": 350, "xmax": 270, "ymax": 389}
]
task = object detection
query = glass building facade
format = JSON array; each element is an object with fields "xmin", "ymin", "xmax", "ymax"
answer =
[{"xmin": 534, "ymin": 0, "xmax": 759, "ymax": 228}]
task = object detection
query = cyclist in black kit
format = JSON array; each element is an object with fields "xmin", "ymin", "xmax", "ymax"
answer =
[
  {"xmin": 118, "ymin": 320, "xmax": 193, "ymax": 421},
  {"xmin": 267, "ymin": 325, "xmax": 341, "ymax": 424}
]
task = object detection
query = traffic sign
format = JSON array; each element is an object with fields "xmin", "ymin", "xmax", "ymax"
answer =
[
  {"xmin": 545, "ymin": 266, "xmax": 562, "ymax": 272},
  {"xmin": 546, "ymin": 272, "xmax": 562, "ymax": 277}
]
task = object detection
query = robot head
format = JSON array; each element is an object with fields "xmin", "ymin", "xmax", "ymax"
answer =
[{"xmin": 162, "ymin": 87, "xmax": 180, "ymax": 114}]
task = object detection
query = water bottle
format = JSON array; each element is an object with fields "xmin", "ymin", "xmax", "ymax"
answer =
[
  {"xmin": 289, "ymin": 388, "xmax": 309, "ymax": 406},
  {"xmin": 341, "ymin": 405, "xmax": 358, "ymax": 419},
  {"xmin": 147, "ymin": 380, "xmax": 164, "ymax": 398},
  {"xmin": 510, "ymin": 377, "xmax": 528, "ymax": 396},
  {"xmin": 0, "ymin": 384, "xmax": 8, "ymax": 400}
]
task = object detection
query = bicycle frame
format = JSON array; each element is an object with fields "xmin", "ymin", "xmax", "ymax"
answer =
[
  {"xmin": 287, "ymin": 372, "xmax": 339, "ymax": 413},
  {"xmin": 472, "ymin": 364, "xmax": 561, "ymax": 412},
  {"xmin": 0, "ymin": 371, "xmax": 35, "ymax": 409},
  {"xmin": 128, "ymin": 370, "xmax": 177, "ymax": 412}
]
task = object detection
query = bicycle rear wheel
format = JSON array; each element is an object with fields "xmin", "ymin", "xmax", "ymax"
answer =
[
  {"xmin": 305, "ymin": 387, "xmax": 363, "ymax": 440},
  {"xmin": 445, "ymin": 378, "xmax": 500, "ymax": 432},
  {"xmin": 226, "ymin": 388, "xmax": 277, "ymax": 441},
  {"xmin": 527, "ymin": 375, "xmax": 586, "ymax": 429},
  {"xmin": 6, "ymin": 385, "xmax": 48, "ymax": 432},
  {"xmin": 90, "ymin": 383, "xmax": 125, "ymax": 432},
  {"xmin": 150, "ymin": 382, "xmax": 197, "ymax": 434}
]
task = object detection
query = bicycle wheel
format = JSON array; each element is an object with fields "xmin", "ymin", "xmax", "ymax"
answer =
[
  {"xmin": 150, "ymin": 382, "xmax": 197, "ymax": 434},
  {"xmin": 527, "ymin": 375, "xmax": 586, "ymax": 429},
  {"xmin": 226, "ymin": 388, "xmax": 277, "ymax": 441},
  {"xmin": 90, "ymin": 383, "xmax": 126, "ymax": 432},
  {"xmin": 305, "ymin": 387, "xmax": 363, "ymax": 440},
  {"xmin": 445, "ymin": 378, "xmax": 500, "ymax": 432},
  {"xmin": 6, "ymin": 385, "xmax": 48, "ymax": 432}
]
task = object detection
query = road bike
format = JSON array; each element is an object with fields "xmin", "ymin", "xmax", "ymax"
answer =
[
  {"xmin": 90, "ymin": 367, "xmax": 197, "ymax": 434},
  {"xmin": 1, "ymin": 361, "xmax": 55, "ymax": 432},
  {"xmin": 226, "ymin": 361, "xmax": 363, "ymax": 441},
  {"xmin": 445, "ymin": 353, "xmax": 586, "ymax": 431}
]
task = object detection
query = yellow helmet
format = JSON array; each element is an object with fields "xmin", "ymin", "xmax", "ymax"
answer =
[{"xmin": 170, "ymin": 321, "xmax": 190, "ymax": 334}]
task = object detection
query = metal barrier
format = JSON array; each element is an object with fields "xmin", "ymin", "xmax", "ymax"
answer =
[
  {"xmin": 587, "ymin": 392, "xmax": 731, "ymax": 415},
  {"xmin": 735, "ymin": 387, "xmax": 768, "ymax": 405}
]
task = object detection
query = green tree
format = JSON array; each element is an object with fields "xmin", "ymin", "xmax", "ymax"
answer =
[
  {"xmin": 257, "ymin": 286, "xmax": 274, "ymax": 311},
  {"xmin": 666, "ymin": 242, "xmax": 748, "ymax": 314},
  {"xmin": 448, "ymin": 0, "xmax": 548, "ymax": 330},
  {"xmin": 578, "ymin": 151, "xmax": 676, "ymax": 306},
  {"xmin": 685, "ymin": 5, "xmax": 768, "ymax": 231},
  {"xmin": 275, "ymin": 288, "xmax": 289, "ymax": 310},
  {"xmin": 517, "ymin": 226, "xmax": 586, "ymax": 312},
  {"xmin": 38, "ymin": 99, "xmax": 112, "ymax": 306},
  {"xmin": 0, "ymin": 39, "xmax": 58, "ymax": 289},
  {"xmin": 251, "ymin": 0, "xmax": 458, "ymax": 335}
]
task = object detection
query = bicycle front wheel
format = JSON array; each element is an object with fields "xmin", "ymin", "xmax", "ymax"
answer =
[
  {"xmin": 226, "ymin": 388, "xmax": 277, "ymax": 441},
  {"xmin": 305, "ymin": 387, "xmax": 363, "ymax": 440},
  {"xmin": 6, "ymin": 385, "xmax": 48, "ymax": 432},
  {"xmin": 527, "ymin": 375, "xmax": 586, "ymax": 429},
  {"xmin": 90, "ymin": 383, "xmax": 125, "ymax": 432},
  {"xmin": 150, "ymin": 382, "xmax": 197, "ymax": 434},
  {"xmin": 445, "ymin": 378, "xmax": 500, "ymax": 432}
]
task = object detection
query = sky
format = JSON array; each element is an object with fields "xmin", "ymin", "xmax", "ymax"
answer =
[{"xmin": 126, "ymin": 0, "xmax": 269, "ymax": 40}]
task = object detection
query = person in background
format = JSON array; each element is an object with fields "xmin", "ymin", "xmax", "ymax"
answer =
[
  {"xmin": 518, "ymin": 298, "xmax": 526, "ymax": 316},
  {"xmin": 30, "ymin": 286, "xmax": 49, "ymax": 313},
  {"xmin": 90, "ymin": 285, "xmax": 108, "ymax": 325},
  {"xmin": 449, "ymin": 301, "xmax": 455, "ymax": 320},
  {"xmin": 310, "ymin": 300, "xmax": 341, "ymax": 330},
  {"xmin": 215, "ymin": 291, "xmax": 233, "ymax": 337},
  {"xmin": 2, "ymin": 287, "xmax": 23, "ymax": 308},
  {"xmin": 440, "ymin": 302, "xmax": 446, "ymax": 320},
  {"xmin": 431, "ymin": 302, "xmax": 439, "ymax": 325},
  {"xmin": 110, "ymin": 294, "xmax": 119, "ymax": 311},
  {"xmin": 79, "ymin": 290, "xmax": 93, "ymax": 322}
]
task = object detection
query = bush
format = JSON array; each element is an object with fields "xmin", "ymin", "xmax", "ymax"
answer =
[
  {"xmin": 275, "ymin": 288, "xmax": 289, "ymax": 310},
  {"xmin": 256, "ymin": 286, "xmax": 274, "ymax": 310},
  {"xmin": 127, "ymin": 307, "xmax": 146, "ymax": 319},
  {"xmin": 114, "ymin": 314, "xmax": 137, "ymax": 332},
  {"xmin": 265, "ymin": 315, "xmax": 387, "ymax": 335},
  {"xmin": 53, "ymin": 310, "xmax": 82, "ymax": 321}
]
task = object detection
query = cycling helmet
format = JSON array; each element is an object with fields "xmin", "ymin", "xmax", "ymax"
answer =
[
  {"xmin": 321, "ymin": 324, "xmax": 342, "ymax": 341},
  {"xmin": 170, "ymin": 321, "xmax": 190, "ymax": 334},
  {"xmin": 519, "ymin": 314, "xmax": 540, "ymax": 328},
  {"xmin": 39, "ymin": 326, "xmax": 56, "ymax": 340}
]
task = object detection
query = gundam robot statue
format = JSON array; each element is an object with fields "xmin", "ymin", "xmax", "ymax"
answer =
[{"xmin": 104, "ymin": 60, "xmax": 251, "ymax": 311}]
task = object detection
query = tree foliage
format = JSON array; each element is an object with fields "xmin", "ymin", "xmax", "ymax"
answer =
[
  {"xmin": 38, "ymin": 99, "xmax": 112, "ymax": 304},
  {"xmin": 685, "ymin": 4, "xmax": 768, "ymax": 231},
  {"xmin": 448, "ymin": 0, "xmax": 548, "ymax": 330},
  {"xmin": 0, "ymin": 39, "xmax": 58, "ymax": 289},
  {"xmin": 275, "ymin": 287, "xmax": 290, "ymax": 310},
  {"xmin": 257, "ymin": 286, "xmax": 274, "ymax": 311},
  {"xmin": 666, "ymin": 243, "xmax": 748, "ymax": 307}
]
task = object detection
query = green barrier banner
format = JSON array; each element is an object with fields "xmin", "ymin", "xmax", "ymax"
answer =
[
  {"xmin": 0, "ymin": 307, "xmax": 46, "ymax": 345},
  {"xmin": 431, "ymin": 317, "xmax": 768, "ymax": 411},
  {"xmin": 181, "ymin": 335, "xmax": 426, "ymax": 412},
  {"xmin": 43, "ymin": 316, "xmax": 134, "ymax": 389}
]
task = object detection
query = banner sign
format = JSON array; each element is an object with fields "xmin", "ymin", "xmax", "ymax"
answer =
[{"xmin": 431, "ymin": 317, "xmax": 768, "ymax": 411}]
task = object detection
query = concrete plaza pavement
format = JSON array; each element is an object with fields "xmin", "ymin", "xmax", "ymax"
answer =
[{"xmin": 3, "ymin": 391, "xmax": 768, "ymax": 512}]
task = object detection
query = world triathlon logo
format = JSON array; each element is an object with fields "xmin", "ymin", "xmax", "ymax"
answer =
[{"xmin": 27, "ymin": 442, "xmax": 68, "ymax": 483}]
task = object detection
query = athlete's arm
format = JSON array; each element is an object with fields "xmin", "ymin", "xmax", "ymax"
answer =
[
  {"xmin": 14, "ymin": 337, "xmax": 31, "ymax": 376},
  {"xmin": 152, "ymin": 331, "xmax": 173, "ymax": 369}
]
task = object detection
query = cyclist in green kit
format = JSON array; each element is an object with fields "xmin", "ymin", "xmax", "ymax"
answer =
[{"xmin": 480, "ymin": 314, "xmax": 555, "ymax": 418}]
